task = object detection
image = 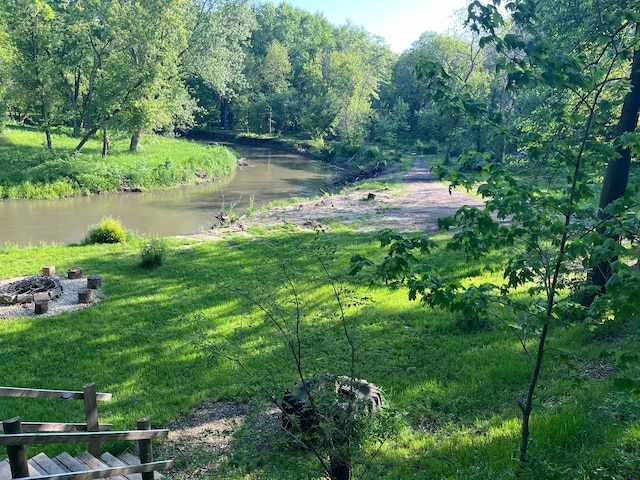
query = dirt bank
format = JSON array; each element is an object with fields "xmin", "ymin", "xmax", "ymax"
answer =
[{"xmin": 179, "ymin": 156, "xmax": 485, "ymax": 242}]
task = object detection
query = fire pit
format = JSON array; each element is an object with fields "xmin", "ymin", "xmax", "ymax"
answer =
[{"xmin": 0, "ymin": 276, "xmax": 63, "ymax": 305}]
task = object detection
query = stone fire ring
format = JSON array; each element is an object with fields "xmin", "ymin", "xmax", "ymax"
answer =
[{"xmin": 0, "ymin": 276, "xmax": 63, "ymax": 305}]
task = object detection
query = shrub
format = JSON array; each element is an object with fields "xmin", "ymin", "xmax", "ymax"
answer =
[
  {"xmin": 414, "ymin": 139, "xmax": 439, "ymax": 155},
  {"xmin": 83, "ymin": 216, "xmax": 128, "ymax": 244},
  {"xmin": 75, "ymin": 173, "xmax": 119, "ymax": 194},
  {"xmin": 140, "ymin": 236, "xmax": 168, "ymax": 267}
]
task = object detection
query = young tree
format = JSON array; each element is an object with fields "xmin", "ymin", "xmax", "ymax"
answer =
[{"xmin": 353, "ymin": 0, "xmax": 640, "ymax": 470}]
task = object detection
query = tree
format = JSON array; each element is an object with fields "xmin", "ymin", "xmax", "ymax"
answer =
[
  {"xmin": 0, "ymin": 12, "xmax": 14, "ymax": 127},
  {"xmin": 353, "ymin": 0, "xmax": 640, "ymax": 471},
  {"xmin": 592, "ymin": 23, "xmax": 640, "ymax": 293},
  {"xmin": 260, "ymin": 40, "xmax": 291, "ymax": 133},
  {"xmin": 4, "ymin": 0, "xmax": 64, "ymax": 148},
  {"xmin": 73, "ymin": 0, "xmax": 191, "ymax": 153},
  {"xmin": 414, "ymin": 32, "xmax": 491, "ymax": 163},
  {"xmin": 181, "ymin": 0, "xmax": 256, "ymax": 129}
]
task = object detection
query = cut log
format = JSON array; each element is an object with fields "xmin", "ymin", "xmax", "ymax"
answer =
[
  {"xmin": 35, "ymin": 300, "xmax": 48, "ymax": 315},
  {"xmin": 49, "ymin": 287, "xmax": 63, "ymax": 299},
  {"xmin": 42, "ymin": 266, "xmax": 56, "ymax": 277},
  {"xmin": 78, "ymin": 289, "xmax": 94, "ymax": 304},
  {"xmin": 33, "ymin": 292, "xmax": 49, "ymax": 302},
  {"xmin": 87, "ymin": 275, "xmax": 102, "ymax": 290},
  {"xmin": 67, "ymin": 268, "xmax": 84, "ymax": 279}
]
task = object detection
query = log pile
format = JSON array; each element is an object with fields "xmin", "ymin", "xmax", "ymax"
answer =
[{"xmin": 0, "ymin": 277, "xmax": 63, "ymax": 305}]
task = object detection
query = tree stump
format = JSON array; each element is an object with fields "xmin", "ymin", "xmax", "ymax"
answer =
[
  {"xmin": 78, "ymin": 288, "xmax": 94, "ymax": 304},
  {"xmin": 87, "ymin": 274, "xmax": 102, "ymax": 289},
  {"xmin": 42, "ymin": 266, "xmax": 56, "ymax": 277},
  {"xmin": 35, "ymin": 300, "xmax": 48, "ymax": 315},
  {"xmin": 67, "ymin": 267, "xmax": 84, "ymax": 279}
]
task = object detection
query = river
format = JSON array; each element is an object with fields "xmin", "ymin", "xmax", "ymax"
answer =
[{"xmin": 0, "ymin": 145, "xmax": 329, "ymax": 247}]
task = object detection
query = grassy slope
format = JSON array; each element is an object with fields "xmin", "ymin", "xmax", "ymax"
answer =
[
  {"xmin": 0, "ymin": 125, "xmax": 237, "ymax": 199},
  {"xmin": 0, "ymin": 228, "xmax": 638, "ymax": 479}
]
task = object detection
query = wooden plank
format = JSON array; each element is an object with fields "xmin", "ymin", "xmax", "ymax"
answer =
[
  {"xmin": 12, "ymin": 460, "xmax": 173, "ymax": 480},
  {"xmin": 28, "ymin": 454, "xmax": 48, "ymax": 475},
  {"xmin": 76, "ymin": 452, "xmax": 127, "ymax": 480},
  {"xmin": 100, "ymin": 452, "xmax": 140, "ymax": 480},
  {"xmin": 0, "ymin": 459, "xmax": 13, "ymax": 480},
  {"xmin": 31, "ymin": 453, "xmax": 67, "ymax": 475},
  {"xmin": 117, "ymin": 454, "xmax": 164, "ymax": 480},
  {"xmin": 54, "ymin": 452, "xmax": 87, "ymax": 473},
  {"xmin": 0, "ymin": 387, "xmax": 112, "ymax": 402},
  {"xmin": 0, "ymin": 423, "xmax": 113, "ymax": 433},
  {"xmin": 115, "ymin": 454, "xmax": 142, "ymax": 480},
  {"xmin": 0, "ymin": 429, "xmax": 169, "ymax": 446}
]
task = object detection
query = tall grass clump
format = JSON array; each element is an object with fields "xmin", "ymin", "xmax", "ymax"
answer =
[
  {"xmin": 82, "ymin": 216, "xmax": 129, "ymax": 244},
  {"xmin": 140, "ymin": 236, "xmax": 169, "ymax": 267}
]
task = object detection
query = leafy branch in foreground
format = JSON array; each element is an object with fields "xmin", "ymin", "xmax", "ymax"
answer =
[{"xmin": 353, "ymin": 0, "xmax": 640, "ymax": 470}]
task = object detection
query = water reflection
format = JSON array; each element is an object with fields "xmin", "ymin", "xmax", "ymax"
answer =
[{"xmin": 0, "ymin": 145, "xmax": 328, "ymax": 246}]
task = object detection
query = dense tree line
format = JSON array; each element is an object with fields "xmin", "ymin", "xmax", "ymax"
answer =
[
  {"xmin": 0, "ymin": 1, "xmax": 504, "ymax": 152},
  {"xmin": 0, "ymin": 0, "xmax": 637, "ymax": 175}
]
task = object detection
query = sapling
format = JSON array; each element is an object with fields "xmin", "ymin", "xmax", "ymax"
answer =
[
  {"xmin": 195, "ymin": 235, "xmax": 396, "ymax": 479},
  {"xmin": 352, "ymin": 0, "xmax": 640, "ymax": 469}
]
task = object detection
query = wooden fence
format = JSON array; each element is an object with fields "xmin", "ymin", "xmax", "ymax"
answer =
[{"xmin": 0, "ymin": 384, "xmax": 172, "ymax": 480}]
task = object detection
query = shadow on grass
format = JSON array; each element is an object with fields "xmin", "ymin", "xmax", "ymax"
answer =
[{"xmin": 0, "ymin": 230, "xmax": 637, "ymax": 478}]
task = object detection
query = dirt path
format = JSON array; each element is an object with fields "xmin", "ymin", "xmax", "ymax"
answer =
[{"xmin": 179, "ymin": 157, "xmax": 484, "ymax": 242}]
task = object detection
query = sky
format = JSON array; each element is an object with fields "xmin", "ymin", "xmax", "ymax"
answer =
[{"xmin": 265, "ymin": 0, "xmax": 470, "ymax": 53}]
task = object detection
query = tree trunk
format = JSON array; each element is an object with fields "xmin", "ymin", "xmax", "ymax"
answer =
[
  {"xmin": 75, "ymin": 126, "xmax": 99, "ymax": 152},
  {"xmin": 130, "ymin": 130, "xmax": 143, "ymax": 151},
  {"xmin": 519, "ymin": 321, "xmax": 549, "ymax": 463},
  {"xmin": 591, "ymin": 27, "xmax": 640, "ymax": 293},
  {"xmin": 220, "ymin": 97, "xmax": 230, "ymax": 129},
  {"xmin": 328, "ymin": 456, "xmax": 350, "ymax": 480},
  {"xmin": 44, "ymin": 127, "xmax": 53, "ymax": 150},
  {"xmin": 102, "ymin": 128, "xmax": 110, "ymax": 158}
]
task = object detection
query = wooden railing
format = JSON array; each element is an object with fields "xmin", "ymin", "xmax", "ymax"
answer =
[{"xmin": 0, "ymin": 384, "xmax": 173, "ymax": 480}]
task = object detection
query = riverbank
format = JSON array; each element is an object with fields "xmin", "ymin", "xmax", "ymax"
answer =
[
  {"xmin": 179, "ymin": 155, "xmax": 484, "ymax": 242},
  {"xmin": 0, "ymin": 125, "xmax": 237, "ymax": 199}
]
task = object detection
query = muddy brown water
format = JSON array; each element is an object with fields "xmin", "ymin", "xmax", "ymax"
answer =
[{"xmin": 0, "ymin": 145, "xmax": 329, "ymax": 246}]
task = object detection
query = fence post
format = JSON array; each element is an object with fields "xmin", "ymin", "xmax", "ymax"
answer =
[
  {"xmin": 3, "ymin": 417, "xmax": 29, "ymax": 478},
  {"xmin": 83, "ymin": 383, "xmax": 100, "ymax": 456},
  {"xmin": 137, "ymin": 417, "xmax": 154, "ymax": 480}
]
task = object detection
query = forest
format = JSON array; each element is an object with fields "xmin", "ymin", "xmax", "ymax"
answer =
[{"xmin": 0, "ymin": 0, "xmax": 517, "ymax": 158}]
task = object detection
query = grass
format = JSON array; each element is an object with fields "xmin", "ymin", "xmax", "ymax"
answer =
[
  {"xmin": 1, "ymin": 226, "xmax": 639, "ymax": 479},
  {"xmin": 0, "ymin": 125, "xmax": 237, "ymax": 199}
]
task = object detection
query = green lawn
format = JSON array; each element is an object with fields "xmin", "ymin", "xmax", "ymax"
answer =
[
  {"xmin": 0, "ymin": 125, "xmax": 237, "ymax": 199},
  {"xmin": 1, "ymin": 227, "xmax": 638, "ymax": 479}
]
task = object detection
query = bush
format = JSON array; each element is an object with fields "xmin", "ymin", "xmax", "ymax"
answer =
[
  {"xmin": 415, "ymin": 139, "xmax": 439, "ymax": 155},
  {"xmin": 83, "ymin": 216, "xmax": 128, "ymax": 244},
  {"xmin": 140, "ymin": 236, "xmax": 168, "ymax": 267}
]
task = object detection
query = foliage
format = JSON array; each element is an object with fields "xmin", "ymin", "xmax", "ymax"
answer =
[
  {"xmin": 82, "ymin": 217, "xmax": 129, "ymax": 245},
  {"xmin": 196, "ymin": 236, "xmax": 398, "ymax": 479},
  {"xmin": 140, "ymin": 236, "xmax": 169, "ymax": 268},
  {"xmin": 353, "ymin": 0, "xmax": 640, "ymax": 469}
]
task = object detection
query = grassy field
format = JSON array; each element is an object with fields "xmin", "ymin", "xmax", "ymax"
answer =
[
  {"xmin": 0, "ymin": 125, "xmax": 237, "ymax": 199},
  {"xmin": 1, "ymin": 224, "xmax": 639, "ymax": 479}
]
